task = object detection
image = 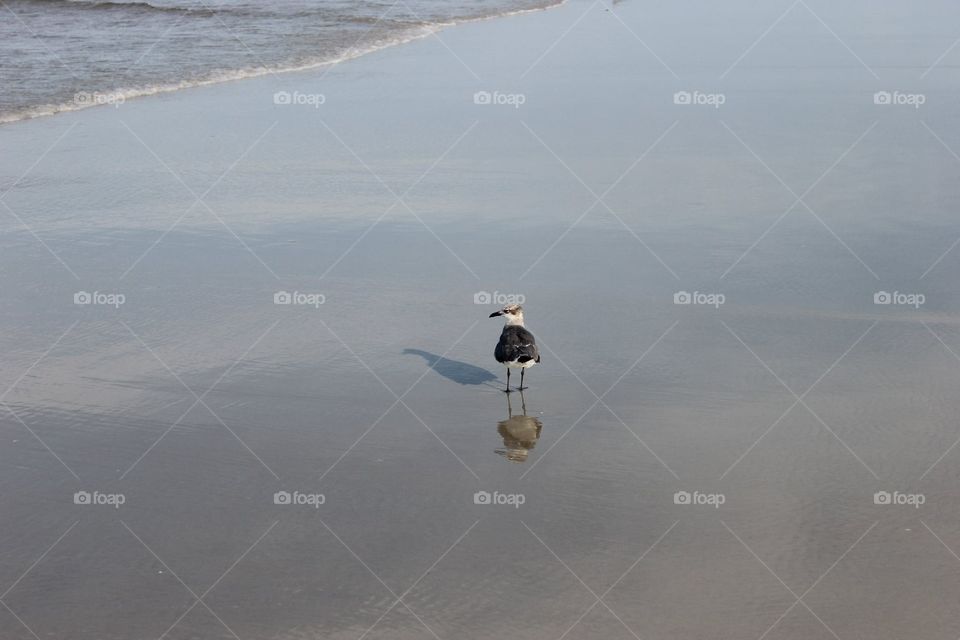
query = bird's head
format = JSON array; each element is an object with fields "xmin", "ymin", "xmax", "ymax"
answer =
[{"xmin": 489, "ymin": 304, "xmax": 524, "ymax": 326}]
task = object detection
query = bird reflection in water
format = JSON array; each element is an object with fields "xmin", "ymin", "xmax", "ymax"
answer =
[{"xmin": 496, "ymin": 391, "xmax": 543, "ymax": 463}]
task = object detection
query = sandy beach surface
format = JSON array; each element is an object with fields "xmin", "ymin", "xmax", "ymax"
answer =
[{"xmin": 3, "ymin": 0, "xmax": 960, "ymax": 638}]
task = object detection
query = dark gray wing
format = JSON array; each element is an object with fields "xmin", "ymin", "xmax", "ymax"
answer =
[{"xmin": 495, "ymin": 326, "xmax": 541, "ymax": 364}]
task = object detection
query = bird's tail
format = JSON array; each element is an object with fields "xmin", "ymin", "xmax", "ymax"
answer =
[{"xmin": 516, "ymin": 346, "xmax": 540, "ymax": 364}]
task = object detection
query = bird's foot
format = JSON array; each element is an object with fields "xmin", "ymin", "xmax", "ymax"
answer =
[
  {"xmin": 503, "ymin": 387, "xmax": 512, "ymax": 394},
  {"xmin": 517, "ymin": 386, "xmax": 529, "ymax": 391}
]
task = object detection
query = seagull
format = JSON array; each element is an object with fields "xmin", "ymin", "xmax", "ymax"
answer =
[{"xmin": 489, "ymin": 303, "xmax": 540, "ymax": 393}]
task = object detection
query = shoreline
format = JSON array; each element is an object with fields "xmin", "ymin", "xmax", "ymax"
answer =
[{"xmin": 0, "ymin": 0, "xmax": 566, "ymax": 127}]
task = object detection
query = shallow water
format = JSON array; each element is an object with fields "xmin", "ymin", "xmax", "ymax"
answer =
[{"xmin": 3, "ymin": 0, "xmax": 960, "ymax": 638}]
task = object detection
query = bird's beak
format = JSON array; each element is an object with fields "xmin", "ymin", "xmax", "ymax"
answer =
[{"xmin": 489, "ymin": 310, "xmax": 503, "ymax": 318}]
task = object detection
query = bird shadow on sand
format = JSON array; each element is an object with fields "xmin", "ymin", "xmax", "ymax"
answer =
[{"xmin": 403, "ymin": 349, "xmax": 500, "ymax": 388}]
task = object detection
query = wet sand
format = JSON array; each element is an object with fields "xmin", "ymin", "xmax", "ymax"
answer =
[{"xmin": 3, "ymin": 0, "xmax": 960, "ymax": 638}]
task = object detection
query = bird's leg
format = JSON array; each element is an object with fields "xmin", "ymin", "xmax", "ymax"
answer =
[
  {"xmin": 518, "ymin": 368, "xmax": 527, "ymax": 391},
  {"xmin": 504, "ymin": 368, "xmax": 511, "ymax": 393}
]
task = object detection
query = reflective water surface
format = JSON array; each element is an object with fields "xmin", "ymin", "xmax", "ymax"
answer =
[{"xmin": 2, "ymin": 1, "xmax": 960, "ymax": 638}]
